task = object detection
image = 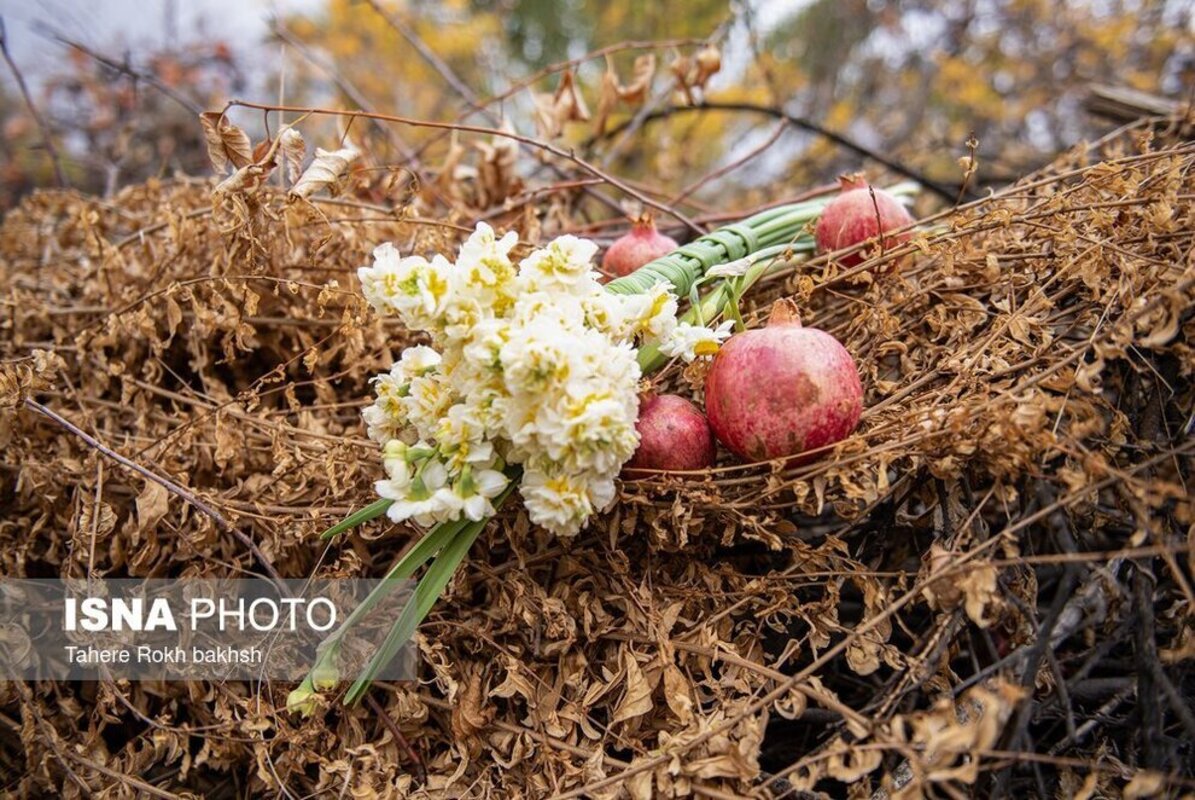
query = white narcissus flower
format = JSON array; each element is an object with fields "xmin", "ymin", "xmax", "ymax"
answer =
[
  {"xmin": 435, "ymin": 403, "xmax": 494, "ymax": 472},
  {"xmin": 457, "ymin": 467, "xmax": 509, "ymax": 521},
  {"xmin": 358, "ymin": 223, "xmax": 730, "ymax": 536},
  {"xmin": 508, "ymin": 289, "xmax": 587, "ymax": 330},
  {"xmin": 397, "ymin": 345, "xmax": 442, "ymax": 375},
  {"xmin": 520, "ymin": 466, "xmax": 594, "ymax": 537},
  {"xmin": 362, "ymin": 400, "xmax": 403, "ymax": 444},
  {"xmin": 382, "ymin": 456, "xmax": 460, "ymax": 527},
  {"xmin": 659, "ymin": 320, "xmax": 735, "ymax": 362},
  {"xmin": 461, "ymin": 318, "xmax": 510, "ymax": 376},
  {"xmin": 500, "ymin": 317, "xmax": 581, "ymax": 395},
  {"xmin": 534, "ymin": 387, "xmax": 639, "ymax": 475},
  {"xmin": 357, "ymin": 245, "xmax": 451, "ymax": 330},
  {"xmin": 456, "ymin": 222, "xmax": 519, "ymax": 278},
  {"xmin": 381, "ymin": 440, "xmax": 414, "ymax": 488},
  {"xmin": 622, "ymin": 281, "xmax": 679, "ymax": 344},
  {"xmin": 581, "ymin": 292, "xmax": 634, "ymax": 341},
  {"xmin": 518, "ymin": 235, "xmax": 601, "ymax": 296},
  {"xmin": 400, "ymin": 373, "xmax": 456, "ymax": 441}
]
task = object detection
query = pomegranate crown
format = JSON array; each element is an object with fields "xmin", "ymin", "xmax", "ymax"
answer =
[{"xmin": 768, "ymin": 298, "xmax": 803, "ymax": 327}]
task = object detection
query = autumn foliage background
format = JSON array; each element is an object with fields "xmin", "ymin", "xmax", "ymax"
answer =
[{"xmin": 1, "ymin": 0, "xmax": 1189, "ymax": 210}]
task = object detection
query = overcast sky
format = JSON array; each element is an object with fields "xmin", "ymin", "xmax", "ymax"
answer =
[{"xmin": 0, "ymin": 0, "xmax": 321, "ymax": 78}]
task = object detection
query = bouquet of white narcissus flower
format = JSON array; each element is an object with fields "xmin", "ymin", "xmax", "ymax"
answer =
[{"xmin": 357, "ymin": 223, "xmax": 731, "ymax": 537}]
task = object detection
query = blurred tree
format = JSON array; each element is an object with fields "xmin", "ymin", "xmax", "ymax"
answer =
[{"xmin": 0, "ymin": 0, "xmax": 1189, "ymax": 212}]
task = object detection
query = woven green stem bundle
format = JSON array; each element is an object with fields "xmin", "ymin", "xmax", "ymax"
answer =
[{"xmin": 604, "ymin": 199, "xmax": 830, "ymax": 298}]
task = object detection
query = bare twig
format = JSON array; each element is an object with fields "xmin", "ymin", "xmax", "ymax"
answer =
[
  {"xmin": 365, "ymin": 694, "xmax": 426, "ymax": 781},
  {"xmin": 35, "ymin": 24, "xmax": 202, "ymax": 115},
  {"xmin": 667, "ymin": 119, "xmax": 788, "ymax": 205},
  {"xmin": 590, "ymin": 101, "xmax": 967, "ymax": 202},
  {"xmin": 270, "ymin": 20, "xmax": 419, "ymax": 163},
  {"xmin": 224, "ymin": 98, "xmax": 705, "ymax": 233},
  {"xmin": 358, "ymin": 3, "xmax": 634, "ymax": 223},
  {"xmin": 363, "ymin": 0, "xmax": 484, "ymax": 111},
  {"xmin": 0, "ymin": 17, "xmax": 66, "ymax": 186},
  {"xmin": 408, "ymin": 37, "xmax": 706, "ymax": 162}
]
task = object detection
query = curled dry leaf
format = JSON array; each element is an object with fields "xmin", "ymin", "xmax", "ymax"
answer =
[
  {"xmin": 595, "ymin": 54, "xmax": 657, "ymax": 135},
  {"xmin": 694, "ymin": 44, "xmax": 722, "ymax": 88},
  {"xmin": 923, "ymin": 545, "xmax": 1001, "ymax": 627},
  {"xmin": 278, "ymin": 128, "xmax": 306, "ymax": 185},
  {"xmin": 199, "ymin": 111, "xmax": 253, "ymax": 175},
  {"xmin": 611, "ymin": 650, "xmax": 654, "ymax": 724},
  {"xmin": 289, "ymin": 146, "xmax": 360, "ymax": 200},
  {"xmin": 135, "ymin": 480, "xmax": 171, "ymax": 532},
  {"xmin": 595, "ymin": 60, "xmax": 621, "ymax": 137},
  {"xmin": 450, "ymin": 670, "xmax": 492, "ymax": 745},
  {"xmin": 670, "ymin": 45, "xmax": 721, "ymax": 105},
  {"xmin": 212, "ymin": 164, "xmax": 268, "ymax": 196},
  {"xmin": 620, "ymin": 54, "xmax": 657, "ymax": 104},
  {"xmin": 957, "ymin": 563, "xmax": 999, "ymax": 627},
  {"xmin": 533, "ymin": 68, "xmax": 590, "ymax": 139},
  {"xmin": 669, "ymin": 53, "xmax": 696, "ymax": 105},
  {"xmin": 474, "ymin": 127, "xmax": 522, "ymax": 208}
]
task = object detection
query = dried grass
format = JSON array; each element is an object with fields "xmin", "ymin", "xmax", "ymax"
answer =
[{"xmin": 0, "ymin": 119, "xmax": 1192, "ymax": 798}]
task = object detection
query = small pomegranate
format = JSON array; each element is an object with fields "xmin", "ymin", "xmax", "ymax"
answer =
[
  {"xmin": 704, "ymin": 300, "xmax": 863, "ymax": 462},
  {"xmin": 624, "ymin": 394, "xmax": 716, "ymax": 475},
  {"xmin": 814, "ymin": 175, "xmax": 914, "ymax": 267},
  {"xmin": 602, "ymin": 215, "xmax": 678, "ymax": 279}
]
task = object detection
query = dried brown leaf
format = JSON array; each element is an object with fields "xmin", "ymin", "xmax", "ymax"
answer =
[
  {"xmin": 278, "ymin": 128, "xmax": 306, "ymax": 185},
  {"xmin": 611, "ymin": 650, "xmax": 653, "ymax": 723},
  {"xmin": 199, "ymin": 111, "xmax": 253, "ymax": 175},
  {"xmin": 290, "ymin": 146, "xmax": 360, "ymax": 200},
  {"xmin": 135, "ymin": 480, "xmax": 170, "ymax": 532}
]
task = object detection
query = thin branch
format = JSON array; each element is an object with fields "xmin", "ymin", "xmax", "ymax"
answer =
[
  {"xmin": 667, "ymin": 118, "xmax": 788, "ymax": 205},
  {"xmin": 408, "ymin": 37, "xmax": 707, "ymax": 162},
  {"xmin": 591, "ymin": 101, "xmax": 967, "ymax": 202},
  {"xmin": 364, "ymin": 0, "xmax": 484, "ymax": 110},
  {"xmin": 0, "ymin": 17, "xmax": 66, "ymax": 186},
  {"xmin": 269, "ymin": 20, "xmax": 419, "ymax": 163},
  {"xmin": 365, "ymin": 694, "xmax": 426, "ymax": 781},
  {"xmin": 224, "ymin": 98, "xmax": 705, "ymax": 233},
  {"xmin": 359, "ymin": 3, "xmax": 635, "ymax": 223},
  {"xmin": 23, "ymin": 397, "xmax": 284, "ymax": 584},
  {"xmin": 34, "ymin": 24, "xmax": 202, "ymax": 115}
]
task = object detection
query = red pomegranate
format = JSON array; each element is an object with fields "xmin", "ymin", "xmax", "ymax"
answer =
[
  {"xmin": 704, "ymin": 300, "xmax": 863, "ymax": 462},
  {"xmin": 602, "ymin": 216, "xmax": 678, "ymax": 279},
  {"xmin": 623, "ymin": 393, "xmax": 716, "ymax": 475},
  {"xmin": 814, "ymin": 175, "xmax": 914, "ymax": 267}
]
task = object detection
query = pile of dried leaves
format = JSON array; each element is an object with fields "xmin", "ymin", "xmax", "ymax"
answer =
[{"xmin": 1, "ymin": 117, "xmax": 1192, "ymax": 799}]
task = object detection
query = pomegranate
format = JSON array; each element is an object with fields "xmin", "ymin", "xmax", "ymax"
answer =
[
  {"xmin": 602, "ymin": 215, "xmax": 678, "ymax": 279},
  {"xmin": 704, "ymin": 300, "xmax": 863, "ymax": 462},
  {"xmin": 623, "ymin": 394, "xmax": 716, "ymax": 475},
  {"xmin": 814, "ymin": 174, "xmax": 914, "ymax": 267}
]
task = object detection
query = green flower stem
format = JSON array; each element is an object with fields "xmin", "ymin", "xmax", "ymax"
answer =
[
  {"xmin": 342, "ymin": 480, "xmax": 519, "ymax": 706},
  {"xmin": 328, "ymin": 517, "xmax": 469, "ymax": 640},
  {"xmin": 319, "ymin": 497, "xmax": 392, "ymax": 540},
  {"xmin": 635, "ymin": 242, "xmax": 811, "ymax": 373}
]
